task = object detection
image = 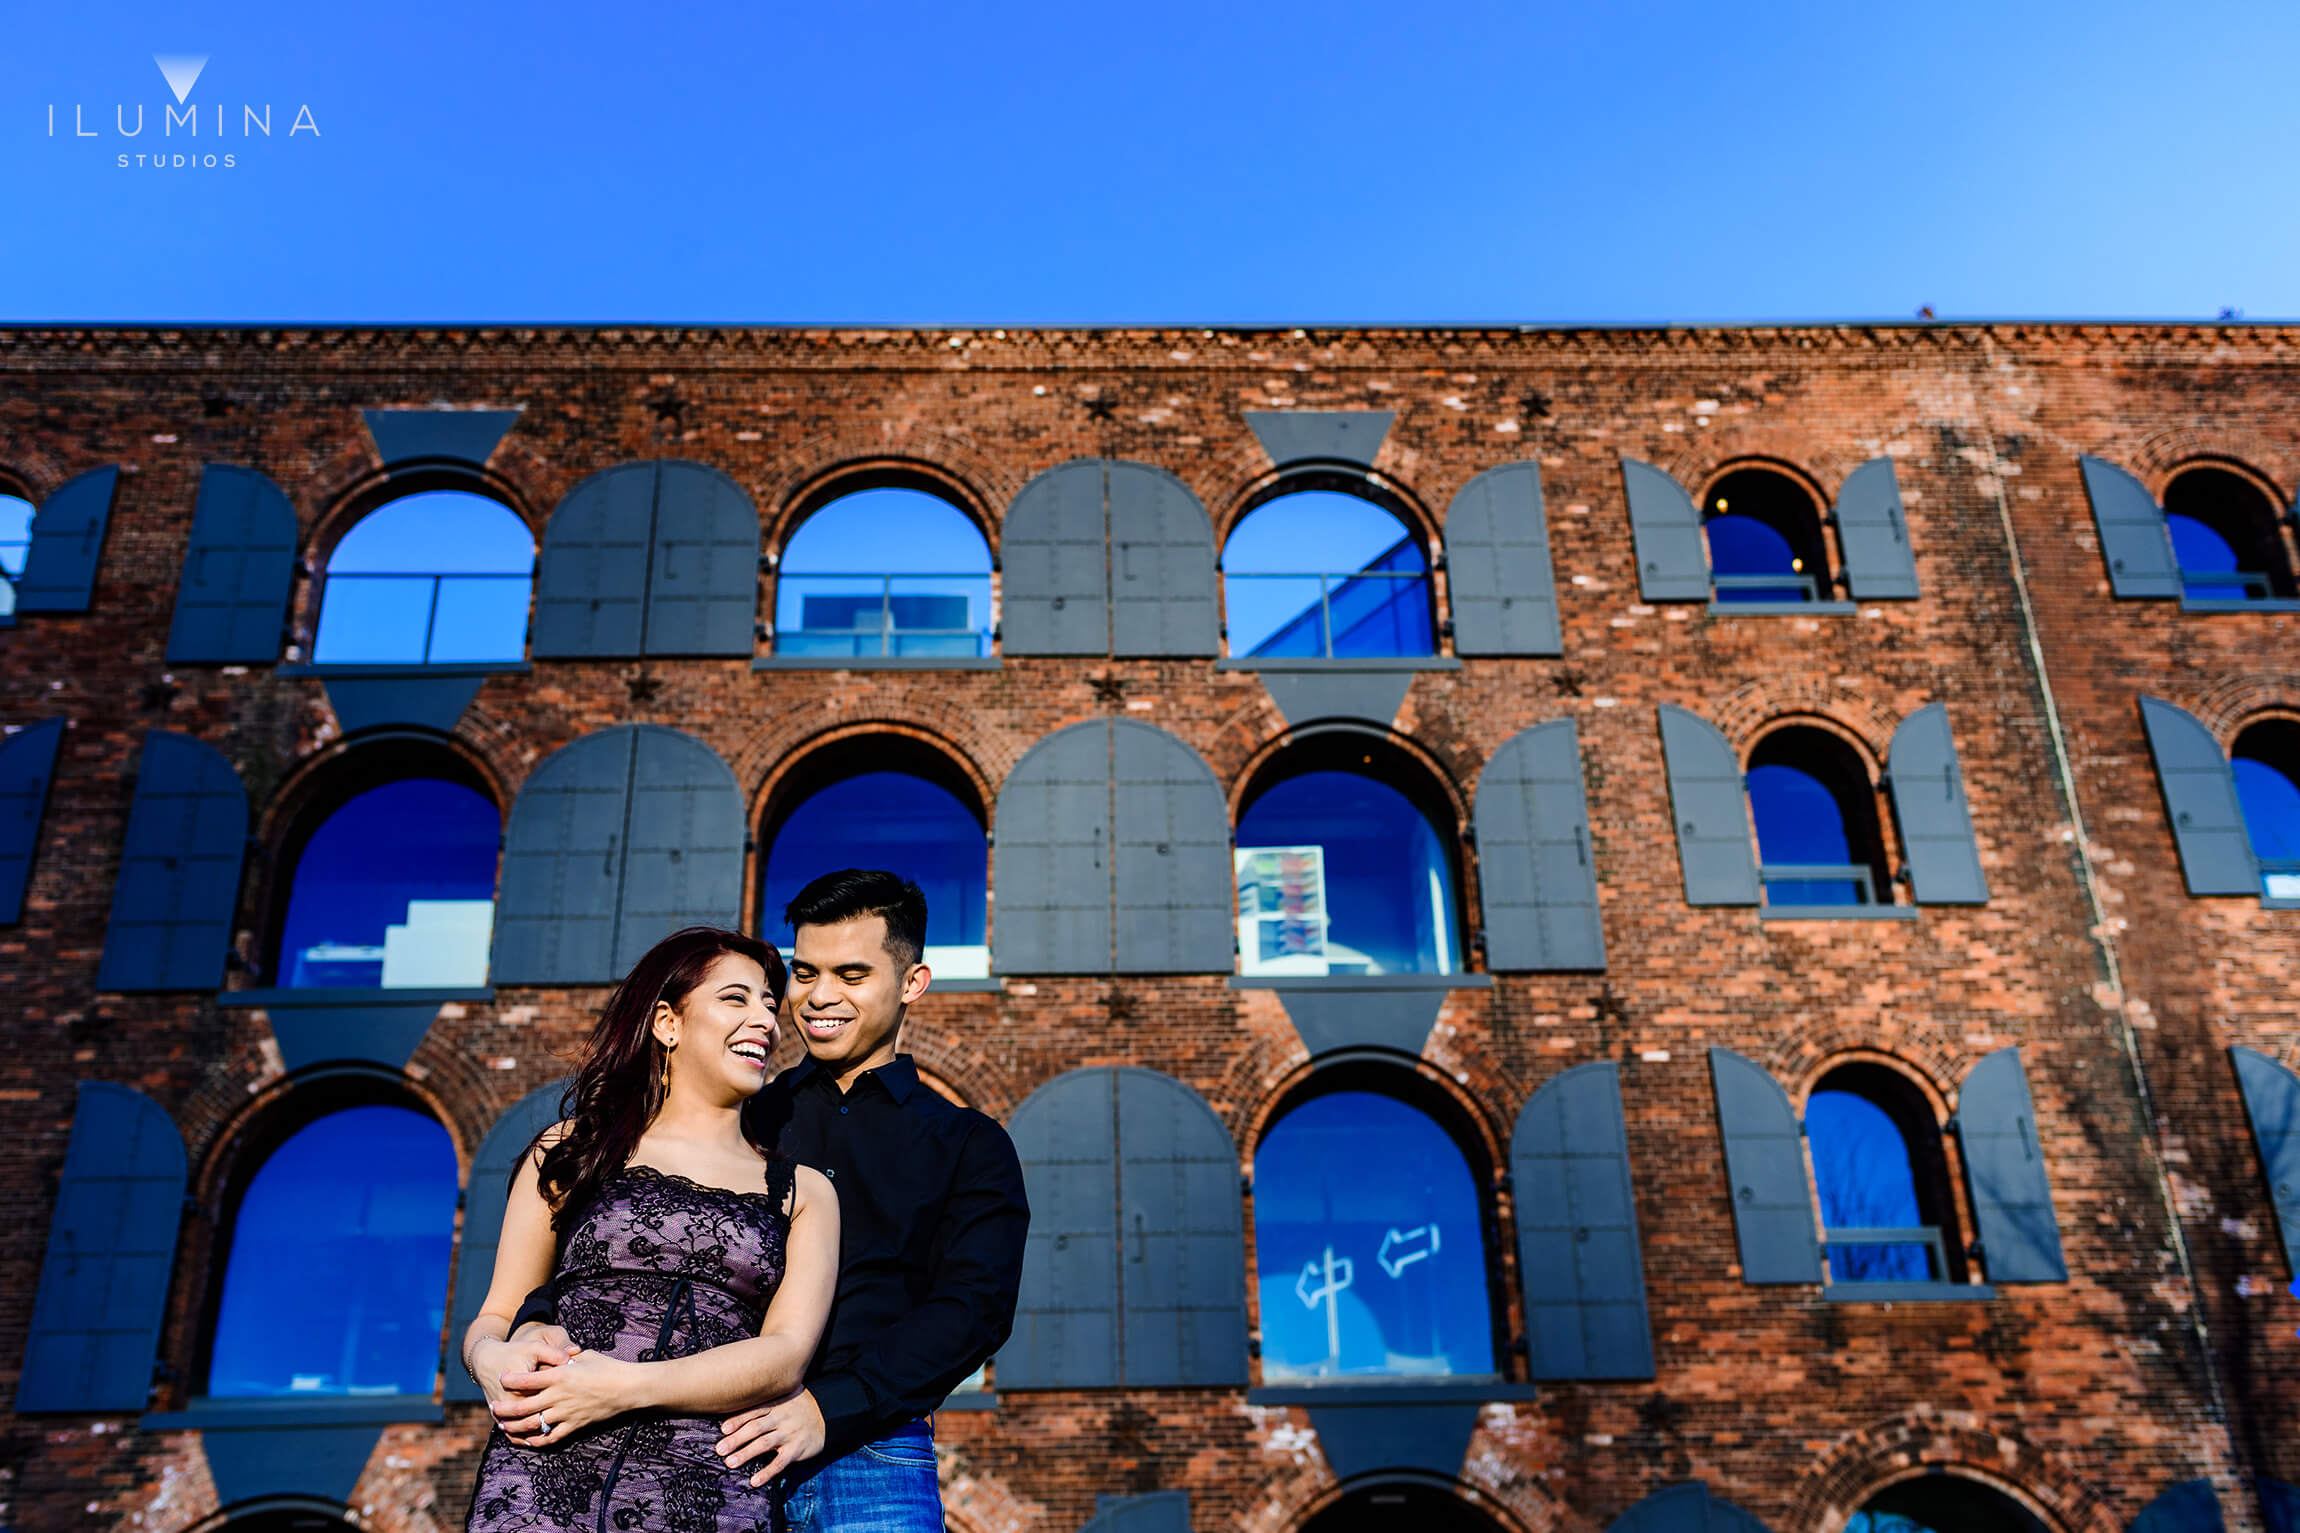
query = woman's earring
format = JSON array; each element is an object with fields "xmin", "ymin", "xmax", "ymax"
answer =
[{"xmin": 658, "ymin": 1042, "xmax": 674, "ymax": 1096}]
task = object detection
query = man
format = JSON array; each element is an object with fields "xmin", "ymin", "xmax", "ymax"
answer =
[{"xmin": 501, "ymin": 869, "xmax": 1030, "ymax": 1532}]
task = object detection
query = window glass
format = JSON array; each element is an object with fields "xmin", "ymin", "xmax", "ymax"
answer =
[
  {"xmin": 762, "ymin": 770, "xmax": 988, "ymax": 976},
  {"xmin": 208, "ymin": 1104, "xmax": 458, "ymax": 1397},
  {"xmin": 1704, "ymin": 514, "xmax": 1807, "ymax": 603},
  {"xmin": 1807, "ymin": 1089, "xmax": 1926, "ymax": 1283},
  {"xmin": 1254, "ymin": 1091, "xmax": 1493, "ymax": 1380},
  {"xmin": 313, "ymin": 492, "xmax": 533, "ymax": 664},
  {"xmin": 2234, "ymin": 751, "xmax": 2300, "ymax": 902},
  {"xmin": 1223, "ymin": 492, "xmax": 1432, "ymax": 658},
  {"xmin": 1851, "ymin": 1477, "xmax": 2049, "ymax": 1533},
  {"xmin": 776, "ymin": 488, "xmax": 992, "ymax": 658},
  {"xmin": 1236, "ymin": 770, "xmax": 1457, "ymax": 975},
  {"xmin": 2166, "ymin": 467, "xmax": 2292, "ymax": 602},
  {"xmin": 1704, "ymin": 470, "xmax": 1826, "ymax": 603},
  {"xmin": 1746, "ymin": 762, "xmax": 1861, "ymax": 905},
  {"xmin": 278, "ymin": 779, "xmax": 499, "ymax": 988},
  {"xmin": 2167, "ymin": 513, "xmax": 2249, "ymax": 601},
  {"xmin": 0, "ymin": 494, "xmax": 32, "ymax": 619}
]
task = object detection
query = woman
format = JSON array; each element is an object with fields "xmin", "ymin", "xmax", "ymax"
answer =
[{"xmin": 461, "ymin": 926, "xmax": 838, "ymax": 1533}]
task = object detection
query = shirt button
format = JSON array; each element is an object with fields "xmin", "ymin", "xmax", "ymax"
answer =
[
  {"xmin": 840, "ymin": 1106, "xmax": 850, "ymax": 1116},
  {"xmin": 826, "ymin": 1168, "xmax": 836, "ymax": 1179}
]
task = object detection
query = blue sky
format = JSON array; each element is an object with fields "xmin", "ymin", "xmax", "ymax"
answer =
[{"xmin": 8, "ymin": 0, "xmax": 2299, "ymax": 323}]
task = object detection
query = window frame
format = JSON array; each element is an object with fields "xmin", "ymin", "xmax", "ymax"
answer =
[
  {"xmin": 1696, "ymin": 459, "xmax": 1854, "ymax": 615},
  {"xmin": 1218, "ymin": 469, "xmax": 1445, "ymax": 664},
  {"xmin": 2161, "ymin": 459, "xmax": 2300, "ymax": 611},
  {"xmin": 1804, "ymin": 1059, "xmax": 1975, "ymax": 1291},
  {"xmin": 763, "ymin": 464, "xmax": 1000, "ymax": 669},
  {"xmin": 1744, "ymin": 720, "xmax": 1914, "ymax": 922}
]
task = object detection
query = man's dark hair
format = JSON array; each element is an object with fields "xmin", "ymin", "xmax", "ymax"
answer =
[{"xmin": 784, "ymin": 869, "xmax": 929, "ymax": 967}]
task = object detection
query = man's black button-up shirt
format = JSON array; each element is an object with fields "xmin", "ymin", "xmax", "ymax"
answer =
[{"xmin": 743, "ymin": 1054, "xmax": 1029, "ymax": 1453}]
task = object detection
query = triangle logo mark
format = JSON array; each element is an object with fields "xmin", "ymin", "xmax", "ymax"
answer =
[{"xmin": 153, "ymin": 54, "xmax": 209, "ymax": 105}]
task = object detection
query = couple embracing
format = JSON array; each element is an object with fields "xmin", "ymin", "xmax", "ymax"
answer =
[{"xmin": 459, "ymin": 870, "xmax": 1030, "ymax": 1533}]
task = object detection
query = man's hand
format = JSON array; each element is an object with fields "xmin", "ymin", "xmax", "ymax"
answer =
[
  {"xmin": 468, "ymin": 1326, "xmax": 575, "ymax": 1416},
  {"xmin": 716, "ymin": 1387, "xmax": 826, "ymax": 1487}
]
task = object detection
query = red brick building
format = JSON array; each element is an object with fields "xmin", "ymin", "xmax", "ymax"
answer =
[{"xmin": 0, "ymin": 323, "xmax": 2293, "ymax": 1533}]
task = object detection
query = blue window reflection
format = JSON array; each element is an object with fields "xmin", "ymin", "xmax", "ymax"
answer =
[
  {"xmin": 1223, "ymin": 492, "xmax": 1434, "ymax": 658},
  {"xmin": 2234, "ymin": 751, "xmax": 2300, "ymax": 902},
  {"xmin": 762, "ymin": 771, "xmax": 988, "ymax": 976},
  {"xmin": 1807, "ymin": 1090, "xmax": 1928, "ymax": 1283},
  {"xmin": 1747, "ymin": 762, "xmax": 1863, "ymax": 906},
  {"xmin": 1706, "ymin": 513, "xmax": 1810, "ymax": 603},
  {"xmin": 1236, "ymin": 771, "xmax": 1458, "ymax": 975},
  {"xmin": 278, "ymin": 779, "xmax": 499, "ymax": 988},
  {"xmin": 2167, "ymin": 512, "xmax": 2256, "ymax": 602},
  {"xmin": 314, "ymin": 492, "xmax": 534, "ymax": 663},
  {"xmin": 208, "ymin": 1105, "xmax": 458, "ymax": 1397},
  {"xmin": 776, "ymin": 489, "xmax": 992, "ymax": 658},
  {"xmin": 0, "ymin": 494, "xmax": 30, "ymax": 619},
  {"xmin": 1255, "ymin": 1092, "xmax": 1493, "ymax": 1380}
]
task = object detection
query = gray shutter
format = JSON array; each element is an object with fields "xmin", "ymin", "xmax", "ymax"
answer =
[
  {"xmin": 1513, "ymin": 1061, "xmax": 1654, "ymax": 1379},
  {"xmin": 1708, "ymin": 1048, "xmax": 1822, "ymax": 1284},
  {"xmin": 1004, "ymin": 461, "xmax": 1109, "ymax": 655},
  {"xmin": 612, "ymin": 726, "xmax": 745, "ymax": 972},
  {"xmin": 992, "ymin": 721, "xmax": 1114, "ymax": 974},
  {"xmin": 165, "ymin": 465, "xmax": 299, "ymax": 663},
  {"xmin": 1955, "ymin": 1046, "xmax": 2068, "ymax": 1282},
  {"xmin": 1110, "ymin": 721, "xmax": 1231, "ymax": 974},
  {"xmin": 16, "ymin": 467, "xmax": 120, "ymax": 613},
  {"xmin": 444, "ymin": 1080, "xmax": 570, "ymax": 1402},
  {"xmin": 493, "ymin": 729, "xmax": 640, "ymax": 985},
  {"xmin": 1475, "ymin": 719, "xmax": 1606, "ymax": 970},
  {"xmin": 1888, "ymin": 702, "xmax": 1989, "ymax": 904},
  {"xmin": 15, "ymin": 1083, "xmax": 186, "ymax": 1411},
  {"xmin": 2232, "ymin": 1047, "xmax": 2300, "ymax": 1279},
  {"xmin": 531, "ymin": 463, "xmax": 655, "ymax": 659},
  {"xmin": 0, "ymin": 719, "xmax": 66, "ymax": 924},
  {"xmin": 997, "ymin": 1069, "xmax": 1122, "ymax": 1388},
  {"xmin": 1834, "ymin": 457, "xmax": 1920, "ymax": 600},
  {"xmin": 96, "ymin": 732, "xmax": 247, "ymax": 992},
  {"xmin": 2129, "ymin": 1481, "xmax": 2224, "ymax": 1533},
  {"xmin": 644, "ymin": 461, "xmax": 759, "ymax": 657},
  {"xmin": 1109, "ymin": 462, "xmax": 1218, "ymax": 658},
  {"xmin": 2081, "ymin": 455, "xmax": 2181, "ymax": 599},
  {"xmin": 2140, "ymin": 696, "xmax": 2258, "ymax": 897},
  {"xmin": 1446, "ymin": 461, "xmax": 1563, "ymax": 655},
  {"xmin": 1083, "ymin": 1493, "xmax": 1191, "ymax": 1533},
  {"xmin": 1658, "ymin": 705, "xmax": 1759, "ymax": 907},
  {"xmin": 1115, "ymin": 1069, "xmax": 1246, "ymax": 1386},
  {"xmin": 1621, "ymin": 458, "xmax": 1709, "ymax": 602}
]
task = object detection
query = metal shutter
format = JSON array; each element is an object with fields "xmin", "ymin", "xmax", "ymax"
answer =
[
  {"xmin": 2232, "ymin": 1047, "xmax": 2300, "ymax": 1280},
  {"xmin": 1110, "ymin": 721, "xmax": 1232, "ymax": 975},
  {"xmin": 443, "ymin": 1080, "xmax": 570, "ymax": 1402},
  {"xmin": 15, "ymin": 1083, "xmax": 186, "ymax": 1411},
  {"xmin": 1446, "ymin": 461, "xmax": 1563, "ymax": 656},
  {"xmin": 612, "ymin": 726, "xmax": 746, "ymax": 972},
  {"xmin": 165, "ymin": 465, "xmax": 299, "ymax": 663},
  {"xmin": 1834, "ymin": 457, "xmax": 1920, "ymax": 600},
  {"xmin": 1955, "ymin": 1047, "xmax": 2068, "ymax": 1282},
  {"xmin": 1109, "ymin": 462, "xmax": 1219, "ymax": 658},
  {"xmin": 531, "ymin": 463, "xmax": 657, "ymax": 659},
  {"xmin": 992, "ymin": 721, "xmax": 1115, "ymax": 974},
  {"xmin": 1475, "ymin": 718, "xmax": 1606, "ymax": 970},
  {"xmin": 1888, "ymin": 701, "xmax": 1989, "ymax": 904},
  {"xmin": 997, "ymin": 1068, "xmax": 1122, "ymax": 1388},
  {"xmin": 1004, "ymin": 461, "xmax": 1110, "ymax": 655},
  {"xmin": 2080, "ymin": 456, "xmax": 2181, "ymax": 599},
  {"xmin": 96, "ymin": 732, "xmax": 247, "ymax": 992},
  {"xmin": 1114, "ymin": 1069, "xmax": 1246, "ymax": 1386},
  {"xmin": 644, "ymin": 460, "xmax": 759, "ymax": 657},
  {"xmin": 1658, "ymin": 705, "xmax": 1759, "ymax": 907},
  {"xmin": 1513, "ymin": 1061, "xmax": 1653, "ymax": 1379},
  {"xmin": 16, "ymin": 466, "xmax": 120, "ymax": 613},
  {"xmin": 1708, "ymin": 1048, "xmax": 1822, "ymax": 1284},
  {"xmin": 0, "ymin": 719, "xmax": 66, "ymax": 924},
  {"xmin": 2139, "ymin": 696, "xmax": 2258, "ymax": 897},
  {"xmin": 1620, "ymin": 458, "xmax": 1709, "ymax": 602}
]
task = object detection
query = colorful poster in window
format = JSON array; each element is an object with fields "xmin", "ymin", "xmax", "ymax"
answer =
[{"xmin": 1234, "ymin": 845, "xmax": 1330, "ymax": 974}]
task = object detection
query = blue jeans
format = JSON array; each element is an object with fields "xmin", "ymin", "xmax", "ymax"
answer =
[{"xmin": 777, "ymin": 1417, "xmax": 942, "ymax": 1533}]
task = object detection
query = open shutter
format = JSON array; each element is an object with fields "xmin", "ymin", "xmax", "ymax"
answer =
[
  {"xmin": 644, "ymin": 461, "xmax": 758, "ymax": 657},
  {"xmin": 2232, "ymin": 1047, "xmax": 2300, "ymax": 1278},
  {"xmin": 16, "ymin": 466, "xmax": 120, "ymax": 613},
  {"xmin": 2128, "ymin": 1481, "xmax": 2224, "ymax": 1533},
  {"xmin": 493, "ymin": 729, "xmax": 639, "ymax": 985},
  {"xmin": 1889, "ymin": 702, "xmax": 1988, "ymax": 904},
  {"xmin": 1708, "ymin": 1048, "xmax": 1822, "ymax": 1284},
  {"xmin": 2140, "ymin": 696, "xmax": 2258, "ymax": 896},
  {"xmin": 1083, "ymin": 1493, "xmax": 1191, "ymax": 1533},
  {"xmin": 993, "ymin": 721, "xmax": 1114, "ymax": 974},
  {"xmin": 531, "ymin": 463, "xmax": 656, "ymax": 658},
  {"xmin": 1110, "ymin": 721, "xmax": 1231, "ymax": 974},
  {"xmin": 1109, "ymin": 462, "xmax": 1218, "ymax": 658},
  {"xmin": 1446, "ymin": 461, "xmax": 1563, "ymax": 655},
  {"xmin": 1115, "ymin": 1069, "xmax": 1246, "ymax": 1386},
  {"xmin": 166, "ymin": 465, "xmax": 299, "ymax": 663},
  {"xmin": 612, "ymin": 726, "xmax": 745, "ymax": 972},
  {"xmin": 96, "ymin": 732, "xmax": 247, "ymax": 991},
  {"xmin": 0, "ymin": 719, "xmax": 66, "ymax": 924},
  {"xmin": 1476, "ymin": 718, "xmax": 1605, "ymax": 970},
  {"xmin": 1956, "ymin": 1046, "xmax": 2067, "ymax": 1282},
  {"xmin": 1004, "ymin": 461, "xmax": 1109, "ymax": 655},
  {"xmin": 1834, "ymin": 457, "xmax": 1919, "ymax": 600},
  {"xmin": 1659, "ymin": 706, "xmax": 1759, "ymax": 907},
  {"xmin": 997, "ymin": 1069, "xmax": 1122, "ymax": 1388},
  {"xmin": 2081, "ymin": 456, "xmax": 2181, "ymax": 599},
  {"xmin": 1621, "ymin": 458, "xmax": 1709, "ymax": 602},
  {"xmin": 444, "ymin": 1081, "xmax": 569, "ymax": 1402},
  {"xmin": 16, "ymin": 1083, "xmax": 186, "ymax": 1411},
  {"xmin": 1514, "ymin": 1061, "xmax": 1653, "ymax": 1379}
]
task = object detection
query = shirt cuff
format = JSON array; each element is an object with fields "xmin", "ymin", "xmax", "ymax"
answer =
[{"xmin": 807, "ymin": 1371, "xmax": 876, "ymax": 1445}]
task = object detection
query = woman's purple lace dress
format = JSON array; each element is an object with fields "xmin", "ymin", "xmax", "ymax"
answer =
[{"xmin": 467, "ymin": 1158, "xmax": 795, "ymax": 1533}]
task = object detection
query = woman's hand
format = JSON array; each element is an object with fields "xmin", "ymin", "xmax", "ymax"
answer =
[
  {"xmin": 490, "ymin": 1349, "xmax": 647, "ymax": 1446},
  {"xmin": 468, "ymin": 1327, "xmax": 574, "ymax": 1414}
]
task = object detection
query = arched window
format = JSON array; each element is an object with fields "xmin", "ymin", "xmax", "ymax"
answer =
[
  {"xmin": 2164, "ymin": 465, "xmax": 2294, "ymax": 603},
  {"xmin": 207, "ymin": 1101, "xmax": 458, "ymax": 1397},
  {"xmin": 1254, "ymin": 1076, "xmax": 1496, "ymax": 1380},
  {"xmin": 1807, "ymin": 1063, "xmax": 1967, "ymax": 1286},
  {"xmin": 1746, "ymin": 726, "xmax": 1893, "ymax": 910},
  {"xmin": 2231, "ymin": 719, "xmax": 2300, "ymax": 901},
  {"xmin": 1301, "ymin": 1484, "xmax": 1506, "ymax": 1533},
  {"xmin": 774, "ymin": 485, "xmax": 992, "ymax": 658},
  {"xmin": 0, "ymin": 492, "xmax": 30, "ymax": 618},
  {"xmin": 1235, "ymin": 736, "xmax": 1462, "ymax": 976},
  {"xmin": 312, "ymin": 491, "xmax": 533, "ymax": 664},
  {"xmin": 1848, "ymin": 1475, "xmax": 2049, "ymax": 1533},
  {"xmin": 275, "ymin": 771, "xmax": 500, "ymax": 988},
  {"xmin": 760, "ymin": 739, "xmax": 988, "ymax": 977},
  {"xmin": 1704, "ymin": 466, "xmax": 1831, "ymax": 605},
  {"xmin": 1222, "ymin": 485, "xmax": 1434, "ymax": 658}
]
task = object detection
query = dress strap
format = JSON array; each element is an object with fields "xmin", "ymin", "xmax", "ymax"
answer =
[{"xmin": 765, "ymin": 1151, "xmax": 798, "ymax": 1217}]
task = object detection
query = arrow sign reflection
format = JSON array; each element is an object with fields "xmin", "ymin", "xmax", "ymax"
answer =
[{"xmin": 1377, "ymin": 1223, "xmax": 1441, "ymax": 1278}]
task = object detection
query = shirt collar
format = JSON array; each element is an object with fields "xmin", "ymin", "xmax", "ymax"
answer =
[{"xmin": 787, "ymin": 1053, "xmax": 919, "ymax": 1104}]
